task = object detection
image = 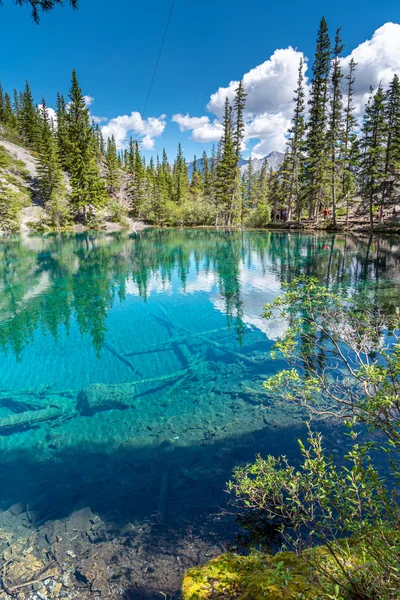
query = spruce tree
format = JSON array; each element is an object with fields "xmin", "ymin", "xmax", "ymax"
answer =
[
  {"xmin": 360, "ymin": 86, "xmax": 387, "ymax": 230},
  {"xmin": 233, "ymin": 80, "xmax": 247, "ymax": 164},
  {"xmin": 65, "ymin": 69, "xmax": 107, "ymax": 221},
  {"xmin": 37, "ymin": 99, "xmax": 68, "ymax": 227},
  {"xmin": 328, "ymin": 28, "xmax": 344, "ymax": 226},
  {"xmin": 56, "ymin": 93, "xmax": 69, "ymax": 169},
  {"xmin": 105, "ymin": 134, "xmax": 120, "ymax": 195},
  {"xmin": 0, "ymin": 85, "xmax": 5, "ymax": 123},
  {"xmin": 20, "ymin": 81, "xmax": 40, "ymax": 149},
  {"xmin": 0, "ymin": 146, "xmax": 21, "ymax": 232},
  {"xmin": 3, "ymin": 93, "xmax": 16, "ymax": 129},
  {"xmin": 341, "ymin": 58, "xmax": 359, "ymax": 225},
  {"xmin": 190, "ymin": 154, "xmax": 203, "ymax": 194},
  {"xmin": 129, "ymin": 141, "xmax": 145, "ymax": 215},
  {"xmin": 305, "ymin": 16, "xmax": 331, "ymax": 219},
  {"xmin": 285, "ymin": 58, "xmax": 306, "ymax": 222},
  {"xmin": 215, "ymin": 98, "xmax": 236, "ymax": 224},
  {"xmin": 202, "ymin": 150, "xmax": 211, "ymax": 198},
  {"xmin": 382, "ymin": 74, "xmax": 400, "ymax": 215},
  {"xmin": 173, "ymin": 143, "xmax": 188, "ymax": 204}
]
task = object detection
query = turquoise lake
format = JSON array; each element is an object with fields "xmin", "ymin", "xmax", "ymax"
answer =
[{"xmin": 0, "ymin": 229, "xmax": 399, "ymax": 531}]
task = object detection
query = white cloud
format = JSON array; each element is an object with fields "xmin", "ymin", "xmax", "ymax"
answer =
[
  {"xmin": 37, "ymin": 104, "xmax": 58, "ymax": 128},
  {"xmin": 83, "ymin": 95, "xmax": 94, "ymax": 107},
  {"xmin": 246, "ymin": 113, "xmax": 292, "ymax": 158},
  {"xmin": 101, "ymin": 112, "xmax": 167, "ymax": 150},
  {"xmin": 91, "ymin": 115, "xmax": 107, "ymax": 124},
  {"xmin": 207, "ymin": 47, "xmax": 306, "ymax": 119},
  {"xmin": 173, "ymin": 47, "xmax": 306, "ymax": 156},
  {"xmin": 174, "ymin": 22, "xmax": 400, "ymax": 159},
  {"xmin": 341, "ymin": 22, "xmax": 400, "ymax": 117},
  {"xmin": 172, "ymin": 113, "xmax": 223, "ymax": 143}
]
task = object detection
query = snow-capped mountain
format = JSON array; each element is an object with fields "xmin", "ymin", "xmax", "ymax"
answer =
[{"xmin": 188, "ymin": 151, "xmax": 284, "ymax": 177}]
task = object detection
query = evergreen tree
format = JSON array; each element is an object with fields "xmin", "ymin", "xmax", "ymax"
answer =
[
  {"xmin": 285, "ymin": 58, "xmax": 306, "ymax": 222},
  {"xmin": 216, "ymin": 98, "xmax": 236, "ymax": 224},
  {"xmin": 37, "ymin": 99, "xmax": 68, "ymax": 227},
  {"xmin": 65, "ymin": 70, "xmax": 107, "ymax": 221},
  {"xmin": 0, "ymin": 146, "xmax": 22, "ymax": 232},
  {"xmin": 0, "ymin": 84, "xmax": 5, "ymax": 123},
  {"xmin": 160, "ymin": 147, "xmax": 173, "ymax": 200},
  {"xmin": 190, "ymin": 154, "xmax": 202, "ymax": 194},
  {"xmin": 3, "ymin": 93, "xmax": 16, "ymax": 129},
  {"xmin": 130, "ymin": 141, "xmax": 145, "ymax": 215},
  {"xmin": 360, "ymin": 86, "xmax": 387, "ymax": 230},
  {"xmin": 173, "ymin": 143, "xmax": 188, "ymax": 204},
  {"xmin": 233, "ymin": 80, "xmax": 247, "ymax": 164},
  {"xmin": 202, "ymin": 150, "xmax": 211, "ymax": 198},
  {"xmin": 305, "ymin": 16, "xmax": 331, "ymax": 219},
  {"xmin": 7, "ymin": 0, "xmax": 78, "ymax": 23},
  {"xmin": 382, "ymin": 74, "xmax": 400, "ymax": 215},
  {"xmin": 20, "ymin": 81, "xmax": 40, "ymax": 149},
  {"xmin": 328, "ymin": 28, "xmax": 344, "ymax": 226},
  {"xmin": 341, "ymin": 58, "xmax": 359, "ymax": 225},
  {"xmin": 56, "ymin": 93, "xmax": 69, "ymax": 169},
  {"xmin": 105, "ymin": 134, "xmax": 120, "ymax": 195}
]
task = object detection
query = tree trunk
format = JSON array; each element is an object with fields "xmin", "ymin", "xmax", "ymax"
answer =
[{"xmin": 369, "ymin": 189, "xmax": 374, "ymax": 231}]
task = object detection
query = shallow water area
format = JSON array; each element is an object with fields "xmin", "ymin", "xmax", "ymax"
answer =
[{"xmin": 0, "ymin": 229, "xmax": 399, "ymax": 598}]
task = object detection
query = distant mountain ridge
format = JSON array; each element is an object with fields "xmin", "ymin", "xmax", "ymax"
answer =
[{"xmin": 188, "ymin": 151, "xmax": 284, "ymax": 177}]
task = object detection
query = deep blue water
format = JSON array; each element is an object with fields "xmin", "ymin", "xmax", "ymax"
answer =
[{"xmin": 0, "ymin": 229, "xmax": 399, "ymax": 533}]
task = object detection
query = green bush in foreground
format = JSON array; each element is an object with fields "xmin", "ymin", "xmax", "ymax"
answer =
[{"xmin": 222, "ymin": 277, "xmax": 400, "ymax": 600}]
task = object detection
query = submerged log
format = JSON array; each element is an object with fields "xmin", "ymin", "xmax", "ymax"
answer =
[
  {"xmin": 0, "ymin": 407, "xmax": 66, "ymax": 436},
  {"xmin": 77, "ymin": 382, "xmax": 136, "ymax": 416}
]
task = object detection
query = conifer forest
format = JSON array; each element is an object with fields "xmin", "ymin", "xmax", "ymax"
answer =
[{"xmin": 1, "ymin": 18, "xmax": 400, "ymax": 233}]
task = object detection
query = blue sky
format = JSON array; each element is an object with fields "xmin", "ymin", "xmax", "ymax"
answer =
[{"xmin": 1, "ymin": 0, "xmax": 400, "ymax": 160}]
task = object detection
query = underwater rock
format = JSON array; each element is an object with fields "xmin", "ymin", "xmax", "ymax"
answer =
[
  {"xmin": 7, "ymin": 503, "xmax": 26, "ymax": 516},
  {"xmin": 66, "ymin": 507, "xmax": 100, "ymax": 533},
  {"xmin": 75, "ymin": 557, "xmax": 109, "ymax": 595},
  {"xmin": 76, "ymin": 382, "xmax": 135, "ymax": 415}
]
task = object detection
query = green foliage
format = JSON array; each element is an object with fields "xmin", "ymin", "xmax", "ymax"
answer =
[
  {"xmin": 5, "ymin": 0, "xmax": 78, "ymax": 23},
  {"xmin": 229, "ymin": 429, "xmax": 400, "ymax": 600},
  {"xmin": 227, "ymin": 276, "xmax": 400, "ymax": 600},
  {"xmin": 182, "ymin": 551, "xmax": 319, "ymax": 599},
  {"xmin": 105, "ymin": 134, "xmax": 120, "ymax": 195},
  {"xmin": 37, "ymin": 99, "xmax": 69, "ymax": 228},
  {"xmin": 65, "ymin": 70, "xmax": 108, "ymax": 221}
]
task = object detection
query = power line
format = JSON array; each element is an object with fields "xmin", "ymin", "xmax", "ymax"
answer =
[{"xmin": 142, "ymin": 0, "xmax": 175, "ymax": 119}]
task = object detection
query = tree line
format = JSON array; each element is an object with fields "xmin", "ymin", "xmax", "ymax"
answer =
[
  {"xmin": 271, "ymin": 17, "xmax": 400, "ymax": 230},
  {"xmin": 1, "ymin": 17, "xmax": 400, "ymax": 231}
]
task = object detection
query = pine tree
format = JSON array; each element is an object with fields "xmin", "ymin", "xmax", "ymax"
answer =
[
  {"xmin": 129, "ymin": 141, "xmax": 145, "ymax": 215},
  {"xmin": 286, "ymin": 58, "xmax": 306, "ymax": 222},
  {"xmin": 37, "ymin": 99, "xmax": 68, "ymax": 227},
  {"xmin": 0, "ymin": 85, "xmax": 5, "ymax": 123},
  {"xmin": 360, "ymin": 86, "xmax": 387, "ymax": 230},
  {"xmin": 3, "ymin": 93, "xmax": 16, "ymax": 129},
  {"xmin": 20, "ymin": 81, "xmax": 40, "ymax": 149},
  {"xmin": 0, "ymin": 145, "xmax": 22, "ymax": 232},
  {"xmin": 190, "ymin": 154, "xmax": 202, "ymax": 194},
  {"xmin": 341, "ymin": 58, "xmax": 359, "ymax": 225},
  {"xmin": 233, "ymin": 80, "xmax": 247, "ymax": 164},
  {"xmin": 328, "ymin": 28, "xmax": 344, "ymax": 226},
  {"xmin": 202, "ymin": 150, "xmax": 211, "ymax": 198},
  {"xmin": 382, "ymin": 74, "xmax": 400, "ymax": 216},
  {"xmin": 215, "ymin": 98, "xmax": 236, "ymax": 224},
  {"xmin": 305, "ymin": 16, "xmax": 331, "ymax": 219},
  {"xmin": 105, "ymin": 134, "xmax": 120, "ymax": 195},
  {"xmin": 56, "ymin": 93, "xmax": 69, "ymax": 169},
  {"xmin": 173, "ymin": 143, "xmax": 188, "ymax": 204},
  {"xmin": 65, "ymin": 69, "xmax": 107, "ymax": 221}
]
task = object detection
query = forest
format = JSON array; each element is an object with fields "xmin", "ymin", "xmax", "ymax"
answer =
[{"xmin": 1, "ymin": 17, "xmax": 400, "ymax": 233}]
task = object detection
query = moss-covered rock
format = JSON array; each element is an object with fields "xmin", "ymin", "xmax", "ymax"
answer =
[{"xmin": 182, "ymin": 551, "xmax": 320, "ymax": 599}]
